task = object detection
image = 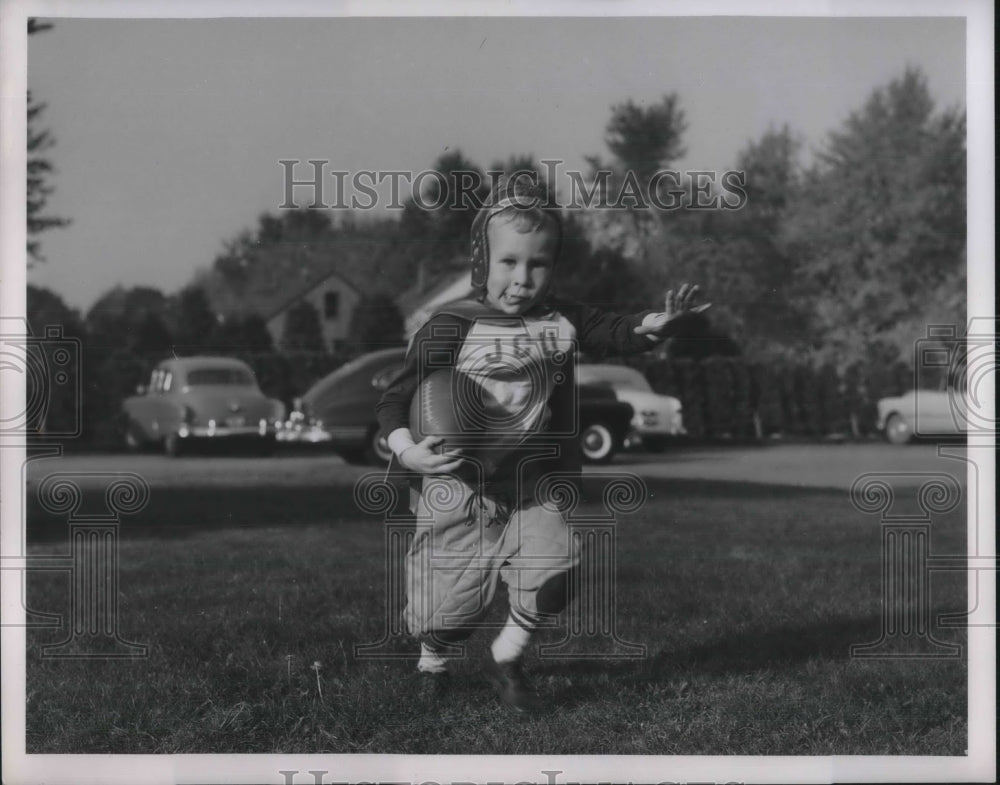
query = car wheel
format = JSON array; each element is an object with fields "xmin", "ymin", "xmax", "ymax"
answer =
[
  {"xmin": 885, "ymin": 413, "xmax": 913, "ymax": 445},
  {"xmin": 124, "ymin": 420, "xmax": 145, "ymax": 453},
  {"xmin": 164, "ymin": 432, "xmax": 185, "ymax": 458},
  {"xmin": 580, "ymin": 423, "xmax": 616, "ymax": 464},
  {"xmin": 364, "ymin": 426, "xmax": 394, "ymax": 466}
]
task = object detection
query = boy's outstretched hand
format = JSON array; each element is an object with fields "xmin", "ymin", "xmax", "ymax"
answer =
[
  {"xmin": 634, "ymin": 283, "xmax": 711, "ymax": 340},
  {"xmin": 398, "ymin": 436, "xmax": 465, "ymax": 474}
]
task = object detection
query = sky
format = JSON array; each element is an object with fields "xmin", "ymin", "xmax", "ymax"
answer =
[{"xmin": 20, "ymin": 12, "xmax": 971, "ymax": 313}]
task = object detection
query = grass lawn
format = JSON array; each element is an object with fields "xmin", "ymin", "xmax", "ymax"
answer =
[{"xmin": 24, "ymin": 473, "xmax": 968, "ymax": 754}]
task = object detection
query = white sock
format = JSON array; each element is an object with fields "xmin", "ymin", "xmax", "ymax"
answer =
[
  {"xmin": 417, "ymin": 642, "xmax": 448, "ymax": 674},
  {"xmin": 491, "ymin": 614, "xmax": 534, "ymax": 664}
]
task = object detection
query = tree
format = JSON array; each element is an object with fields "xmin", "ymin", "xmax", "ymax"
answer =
[
  {"xmin": 169, "ymin": 285, "xmax": 219, "ymax": 351},
  {"xmin": 656, "ymin": 126, "xmax": 809, "ymax": 360},
  {"xmin": 487, "ymin": 154, "xmax": 553, "ymax": 191},
  {"xmin": 553, "ymin": 225, "xmax": 649, "ymax": 313},
  {"xmin": 280, "ymin": 300, "xmax": 325, "ymax": 352},
  {"xmin": 346, "ymin": 290, "xmax": 406, "ymax": 354},
  {"xmin": 25, "ymin": 285, "xmax": 85, "ymax": 437},
  {"xmin": 199, "ymin": 208, "xmax": 424, "ymax": 324},
  {"xmin": 133, "ymin": 313, "xmax": 173, "ymax": 355},
  {"xmin": 581, "ymin": 95, "xmax": 688, "ymax": 265},
  {"xmin": 728, "ymin": 126, "xmax": 812, "ymax": 356},
  {"xmin": 202, "ymin": 210, "xmax": 338, "ymax": 317},
  {"xmin": 401, "ymin": 149, "xmax": 488, "ymax": 273},
  {"xmin": 27, "ymin": 19, "xmax": 70, "ymax": 264},
  {"xmin": 780, "ymin": 68, "xmax": 966, "ymax": 368},
  {"xmin": 257, "ymin": 207, "xmax": 333, "ymax": 244},
  {"xmin": 603, "ymin": 95, "xmax": 687, "ymax": 189},
  {"xmin": 85, "ymin": 285, "xmax": 171, "ymax": 352},
  {"xmin": 26, "ymin": 283, "xmax": 84, "ymax": 337},
  {"xmin": 213, "ymin": 314, "xmax": 274, "ymax": 352}
]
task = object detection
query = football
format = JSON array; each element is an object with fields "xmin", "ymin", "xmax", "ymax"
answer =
[
  {"xmin": 409, "ymin": 369, "xmax": 503, "ymax": 478},
  {"xmin": 409, "ymin": 368, "xmax": 483, "ymax": 444}
]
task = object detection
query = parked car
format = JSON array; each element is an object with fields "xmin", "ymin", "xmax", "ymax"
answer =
[
  {"xmin": 876, "ymin": 384, "xmax": 969, "ymax": 445},
  {"xmin": 278, "ymin": 347, "xmax": 406, "ymax": 464},
  {"xmin": 575, "ymin": 383, "xmax": 635, "ymax": 464},
  {"xmin": 280, "ymin": 347, "xmax": 635, "ymax": 465},
  {"xmin": 576, "ymin": 363, "xmax": 685, "ymax": 451},
  {"xmin": 122, "ymin": 356, "xmax": 286, "ymax": 457}
]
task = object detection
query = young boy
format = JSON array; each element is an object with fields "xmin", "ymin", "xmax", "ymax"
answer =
[{"xmin": 375, "ymin": 178, "xmax": 706, "ymax": 714}]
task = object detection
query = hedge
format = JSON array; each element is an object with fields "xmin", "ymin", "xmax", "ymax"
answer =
[
  {"xmin": 36, "ymin": 343, "xmax": 916, "ymax": 450},
  {"xmin": 629, "ymin": 355, "xmax": 915, "ymax": 441}
]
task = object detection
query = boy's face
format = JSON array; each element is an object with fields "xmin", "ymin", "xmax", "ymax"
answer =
[{"xmin": 484, "ymin": 216, "xmax": 558, "ymax": 315}]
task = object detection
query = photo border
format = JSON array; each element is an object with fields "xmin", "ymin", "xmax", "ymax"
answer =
[{"xmin": 1, "ymin": 0, "xmax": 993, "ymax": 783}]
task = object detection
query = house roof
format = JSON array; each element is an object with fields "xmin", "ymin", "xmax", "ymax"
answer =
[
  {"xmin": 395, "ymin": 255, "xmax": 469, "ymax": 312},
  {"xmin": 265, "ymin": 268, "xmax": 362, "ymax": 321},
  {"xmin": 397, "ymin": 270, "xmax": 469, "ymax": 312},
  {"xmin": 402, "ymin": 271, "xmax": 475, "ymax": 337}
]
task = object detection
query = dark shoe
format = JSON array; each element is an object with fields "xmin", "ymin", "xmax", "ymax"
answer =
[
  {"xmin": 415, "ymin": 670, "xmax": 451, "ymax": 701},
  {"xmin": 483, "ymin": 656, "xmax": 544, "ymax": 715}
]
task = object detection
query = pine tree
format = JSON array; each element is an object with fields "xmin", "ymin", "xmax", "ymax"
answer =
[{"xmin": 27, "ymin": 19, "xmax": 70, "ymax": 264}]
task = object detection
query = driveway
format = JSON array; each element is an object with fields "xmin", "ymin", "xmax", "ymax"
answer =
[
  {"xmin": 614, "ymin": 441, "xmax": 973, "ymax": 490},
  {"xmin": 17, "ymin": 441, "xmax": 974, "ymax": 492}
]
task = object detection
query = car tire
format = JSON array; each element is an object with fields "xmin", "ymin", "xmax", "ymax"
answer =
[
  {"xmin": 884, "ymin": 413, "xmax": 913, "ymax": 445},
  {"xmin": 164, "ymin": 432, "xmax": 185, "ymax": 458},
  {"xmin": 364, "ymin": 426, "xmax": 394, "ymax": 466},
  {"xmin": 580, "ymin": 423, "xmax": 616, "ymax": 464},
  {"xmin": 124, "ymin": 420, "xmax": 145, "ymax": 453}
]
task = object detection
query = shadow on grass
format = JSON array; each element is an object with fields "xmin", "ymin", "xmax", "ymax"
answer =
[
  {"xmin": 534, "ymin": 614, "xmax": 887, "ymax": 709},
  {"xmin": 26, "ymin": 474, "xmax": 845, "ymax": 544},
  {"xmin": 25, "ymin": 482, "xmax": 393, "ymax": 543},
  {"xmin": 656, "ymin": 614, "xmax": 888, "ymax": 673}
]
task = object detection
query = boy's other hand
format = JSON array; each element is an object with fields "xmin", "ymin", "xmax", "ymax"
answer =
[
  {"xmin": 399, "ymin": 436, "xmax": 465, "ymax": 474},
  {"xmin": 634, "ymin": 283, "xmax": 711, "ymax": 340}
]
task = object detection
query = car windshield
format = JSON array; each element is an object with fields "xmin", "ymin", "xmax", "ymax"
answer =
[
  {"xmin": 577, "ymin": 365, "xmax": 652, "ymax": 393},
  {"xmin": 185, "ymin": 368, "xmax": 255, "ymax": 386}
]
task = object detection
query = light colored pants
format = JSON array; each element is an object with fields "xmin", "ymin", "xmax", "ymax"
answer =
[{"xmin": 404, "ymin": 473, "xmax": 581, "ymax": 645}]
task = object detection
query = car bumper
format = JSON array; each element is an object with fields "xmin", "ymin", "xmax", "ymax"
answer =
[
  {"xmin": 624, "ymin": 429, "xmax": 684, "ymax": 447},
  {"xmin": 630, "ymin": 419, "xmax": 686, "ymax": 436},
  {"xmin": 179, "ymin": 423, "xmax": 277, "ymax": 439},
  {"xmin": 277, "ymin": 425, "xmax": 334, "ymax": 444},
  {"xmin": 276, "ymin": 424, "xmax": 367, "ymax": 447}
]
